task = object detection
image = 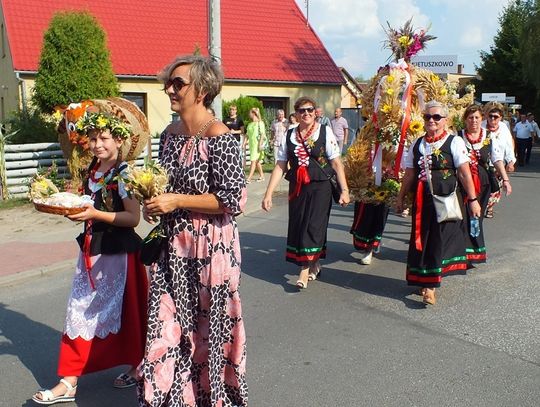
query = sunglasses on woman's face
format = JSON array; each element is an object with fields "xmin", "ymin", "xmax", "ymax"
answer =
[
  {"xmin": 423, "ymin": 113, "xmax": 446, "ymax": 122},
  {"xmin": 164, "ymin": 77, "xmax": 190, "ymax": 93},
  {"xmin": 488, "ymin": 114, "xmax": 501, "ymax": 120},
  {"xmin": 296, "ymin": 107, "xmax": 315, "ymax": 114}
]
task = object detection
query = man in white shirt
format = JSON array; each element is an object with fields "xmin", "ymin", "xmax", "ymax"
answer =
[
  {"xmin": 526, "ymin": 113, "xmax": 540, "ymax": 143},
  {"xmin": 513, "ymin": 113, "xmax": 534, "ymax": 166},
  {"xmin": 330, "ymin": 108, "xmax": 349, "ymax": 153}
]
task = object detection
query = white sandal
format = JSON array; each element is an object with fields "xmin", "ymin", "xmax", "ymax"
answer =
[{"xmin": 32, "ymin": 378, "xmax": 77, "ymax": 405}]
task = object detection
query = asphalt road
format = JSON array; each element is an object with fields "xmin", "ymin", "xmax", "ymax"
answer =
[{"xmin": 1, "ymin": 160, "xmax": 539, "ymax": 406}]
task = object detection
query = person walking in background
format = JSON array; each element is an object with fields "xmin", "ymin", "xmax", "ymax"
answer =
[
  {"xmin": 244, "ymin": 107, "xmax": 267, "ymax": 183},
  {"xmin": 513, "ymin": 113, "xmax": 533, "ymax": 166},
  {"xmin": 396, "ymin": 100, "xmax": 481, "ymax": 306},
  {"xmin": 483, "ymin": 102, "xmax": 516, "ymax": 218},
  {"xmin": 315, "ymin": 107, "xmax": 331, "ymax": 127},
  {"xmin": 270, "ymin": 109, "xmax": 288, "ymax": 164},
  {"xmin": 32, "ymin": 112, "xmax": 148, "ymax": 405},
  {"xmin": 527, "ymin": 112, "xmax": 540, "ymax": 143},
  {"xmin": 288, "ymin": 113, "xmax": 298, "ymax": 128},
  {"xmin": 223, "ymin": 104, "xmax": 245, "ymax": 143},
  {"xmin": 458, "ymin": 104, "xmax": 512, "ymax": 263},
  {"xmin": 262, "ymin": 96, "xmax": 350, "ymax": 289},
  {"xmin": 224, "ymin": 104, "xmax": 245, "ymax": 168},
  {"xmin": 330, "ymin": 107, "xmax": 349, "ymax": 153},
  {"xmin": 140, "ymin": 55, "xmax": 248, "ymax": 407}
]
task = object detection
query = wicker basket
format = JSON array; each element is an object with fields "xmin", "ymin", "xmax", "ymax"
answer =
[{"xmin": 33, "ymin": 202, "xmax": 86, "ymax": 216}]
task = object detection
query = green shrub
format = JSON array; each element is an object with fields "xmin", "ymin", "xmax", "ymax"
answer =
[
  {"xmin": 33, "ymin": 11, "xmax": 119, "ymax": 112},
  {"xmin": 223, "ymin": 95, "xmax": 274, "ymax": 164},
  {"xmin": 5, "ymin": 108, "xmax": 58, "ymax": 143},
  {"xmin": 222, "ymin": 95, "xmax": 267, "ymax": 125}
]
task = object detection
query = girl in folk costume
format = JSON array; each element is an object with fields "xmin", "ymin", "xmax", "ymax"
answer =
[
  {"xmin": 263, "ymin": 96, "xmax": 350, "ymax": 289},
  {"xmin": 32, "ymin": 112, "xmax": 148, "ymax": 405},
  {"xmin": 458, "ymin": 105, "xmax": 512, "ymax": 263}
]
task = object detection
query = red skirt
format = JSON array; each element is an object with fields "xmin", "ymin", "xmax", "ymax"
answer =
[{"xmin": 57, "ymin": 252, "xmax": 148, "ymax": 376}]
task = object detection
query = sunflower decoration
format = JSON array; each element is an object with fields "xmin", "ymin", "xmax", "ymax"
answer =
[{"xmin": 124, "ymin": 159, "xmax": 168, "ymax": 203}]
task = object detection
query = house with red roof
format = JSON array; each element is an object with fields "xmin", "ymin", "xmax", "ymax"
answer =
[{"xmin": 0, "ymin": 0, "xmax": 343, "ymax": 134}]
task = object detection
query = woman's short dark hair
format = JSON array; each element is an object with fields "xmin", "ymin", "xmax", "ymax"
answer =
[
  {"xmin": 158, "ymin": 55, "xmax": 224, "ymax": 107},
  {"xmin": 462, "ymin": 104, "xmax": 483, "ymax": 122},
  {"xmin": 293, "ymin": 96, "xmax": 317, "ymax": 111}
]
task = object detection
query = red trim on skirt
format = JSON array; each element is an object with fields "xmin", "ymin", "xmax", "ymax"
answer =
[
  {"xmin": 57, "ymin": 252, "xmax": 148, "ymax": 376},
  {"xmin": 286, "ymin": 249, "xmax": 326, "ymax": 263},
  {"xmin": 467, "ymin": 253, "xmax": 487, "ymax": 262}
]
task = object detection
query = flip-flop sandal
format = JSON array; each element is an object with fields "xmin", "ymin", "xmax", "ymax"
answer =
[
  {"xmin": 113, "ymin": 373, "xmax": 137, "ymax": 389},
  {"xmin": 32, "ymin": 378, "xmax": 77, "ymax": 405}
]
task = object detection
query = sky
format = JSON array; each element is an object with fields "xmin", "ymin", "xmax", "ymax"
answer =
[{"xmin": 294, "ymin": 0, "xmax": 512, "ymax": 79}]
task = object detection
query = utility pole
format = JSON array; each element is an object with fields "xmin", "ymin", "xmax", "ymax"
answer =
[{"xmin": 208, "ymin": 0, "xmax": 222, "ymax": 119}]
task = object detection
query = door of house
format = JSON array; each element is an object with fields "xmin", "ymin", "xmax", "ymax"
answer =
[{"xmin": 256, "ymin": 97, "xmax": 288, "ymax": 124}]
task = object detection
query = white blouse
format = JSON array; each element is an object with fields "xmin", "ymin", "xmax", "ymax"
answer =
[
  {"xmin": 276, "ymin": 124, "xmax": 341, "ymax": 162},
  {"xmin": 404, "ymin": 133, "xmax": 470, "ymax": 169}
]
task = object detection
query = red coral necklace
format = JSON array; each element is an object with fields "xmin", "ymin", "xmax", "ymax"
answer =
[
  {"xmin": 89, "ymin": 160, "xmax": 115, "ymax": 184},
  {"xmin": 465, "ymin": 129, "xmax": 483, "ymax": 144},
  {"xmin": 425, "ymin": 131, "xmax": 447, "ymax": 144}
]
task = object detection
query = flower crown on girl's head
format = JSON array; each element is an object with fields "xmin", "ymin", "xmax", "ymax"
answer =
[{"xmin": 75, "ymin": 112, "xmax": 131, "ymax": 140}]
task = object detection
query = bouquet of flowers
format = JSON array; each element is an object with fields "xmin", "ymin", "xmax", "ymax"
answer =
[
  {"xmin": 382, "ymin": 18, "xmax": 436, "ymax": 62},
  {"xmin": 29, "ymin": 174, "xmax": 59, "ymax": 201},
  {"xmin": 124, "ymin": 159, "xmax": 168, "ymax": 203},
  {"xmin": 357, "ymin": 178, "xmax": 401, "ymax": 206}
]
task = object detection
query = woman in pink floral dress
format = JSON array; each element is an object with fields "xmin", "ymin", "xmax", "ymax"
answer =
[{"xmin": 140, "ymin": 55, "xmax": 248, "ymax": 406}]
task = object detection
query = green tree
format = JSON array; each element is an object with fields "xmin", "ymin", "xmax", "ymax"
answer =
[
  {"xmin": 33, "ymin": 11, "xmax": 119, "ymax": 112},
  {"xmin": 473, "ymin": 0, "xmax": 536, "ymax": 111},
  {"xmin": 520, "ymin": 0, "xmax": 540, "ymax": 109},
  {"xmin": 222, "ymin": 95, "xmax": 267, "ymax": 126}
]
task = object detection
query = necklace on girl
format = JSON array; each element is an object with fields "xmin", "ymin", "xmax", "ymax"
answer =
[{"xmin": 89, "ymin": 161, "xmax": 115, "ymax": 184}]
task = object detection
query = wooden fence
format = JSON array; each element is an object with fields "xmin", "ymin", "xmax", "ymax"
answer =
[{"xmin": 1, "ymin": 139, "xmax": 159, "ymax": 199}]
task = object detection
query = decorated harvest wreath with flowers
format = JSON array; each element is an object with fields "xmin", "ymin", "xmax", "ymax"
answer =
[
  {"xmin": 345, "ymin": 18, "xmax": 475, "ymax": 206},
  {"xmin": 75, "ymin": 112, "xmax": 131, "ymax": 140},
  {"xmin": 55, "ymin": 97, "xmax": 151, "ymax": 191}
]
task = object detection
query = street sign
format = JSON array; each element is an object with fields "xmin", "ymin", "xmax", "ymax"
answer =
[
  {"xmin": 481, "ymin": 93, "xmax": 506, "ymax": 102},
  {"xmin": 410, "ymin": 55, "xmax": 458, "ymax": 74},
  {"xmin": 505, "ymin": 96, "xmax": 516, "ymax": 103}
]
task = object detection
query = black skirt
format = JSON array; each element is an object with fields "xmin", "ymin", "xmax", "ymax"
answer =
[
  {"xmin": 406, "ymin": 184, "xmax": 469, "ymax": 288},
  {"xmin": 350, "ymin": 201, "xmax": 389, "ymax": 252},
  {"xmin": 286, "ymin": 180, "xmax": 332, "ymax": 265}
]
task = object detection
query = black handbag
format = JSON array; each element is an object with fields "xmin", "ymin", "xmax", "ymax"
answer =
[
  {"xmin": 140, "ymin": 224, "xmax": 166, "ymax": 266},
  {"xmin": 327, "ymin": 172, "xmax": 342, "ymax": 203},
  {"xmin": 487, "ymin": 167, "xmax": 500, "ymax": 193}
]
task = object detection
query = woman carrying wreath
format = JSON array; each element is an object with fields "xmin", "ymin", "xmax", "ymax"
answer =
[
  {"xmin": 262, "ymin": 96, "xmax": 350, "ymax": 289},
  {"xmin": 140, "ymin": 55, "xmax": 248, "ymax": 407},
  {"xmin": 458, "ymin": 104, "xmax": 512, "ymax": 263},
  {"xmin": 396, "ymin": 100, "xmax": 481, "ymax": 305}
]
